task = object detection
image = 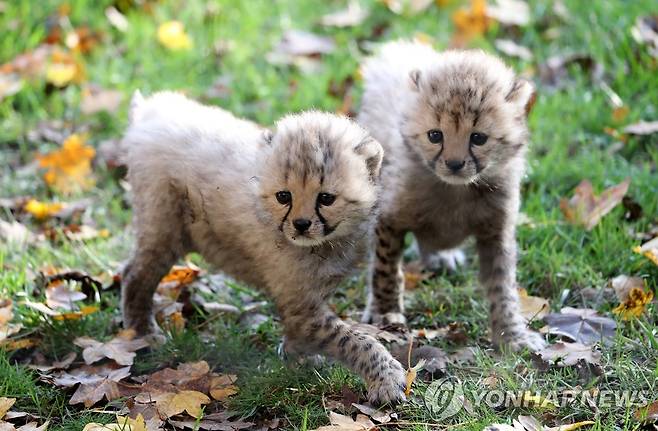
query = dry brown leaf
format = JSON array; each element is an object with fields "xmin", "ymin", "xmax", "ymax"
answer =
[
  {"xmin": 351, "ymin": 403, "xmax": 392, "ymax": 424},
  {"xmin": 267, "ymin": 30, "xmax": 335, "ymax": 72},
  {"xmin": 494, "ymin": 39, "xmax": 533, "ymax": 60},
  {"xmin": 36, "ymin": 134, "xmax": 95, "ymax": 195},
  {"xmin": 631, "ymin": 15, "xmax": 658, "ymax": 58},
  {"xmin": 518, "ymin": 288, "xmax": 550, "ymax": 321},
  {"xmin": 140, "ymin": 390, "xmax": 210, "ymax": 418},
  {"xmin": 45, "ymin": 284, "xmax": 86, "ymax": 310},
  {"xmin": 74, "ymin": 329, "xmax": 149, "ymax": 366},
  {"xmin": 0, "ymin": 300, "xmax": 22, "ymax": 343},
  {"xmin": 208, "ymin": 374, "xmax": 238, "ymax": 401},
  {"xmin": 0, "ymin": 398, "xmax": 16, "ymax": 419},
  {"xmin": 559, "ymin": 178, "xmax": 630, "ymax": 230},
  {"xmin": 168, "ymin": 412, "xmax": 253, "ymax": 430},
  {"xmin": 0, "ymin": 220, "xmax": 35, "ymax": 246},
  {"xmin": 83, "ymin": 415, "xmax": 147, "ymax": 431},
  {"xmin": 53, "ymin": 364, "xmax": 132, "ymax": 407},
  {"xmin": 634, "ymin": 400, "xmax": 658, "ymax": 422},
  {"xmin": 80, "ymin": 85, "xmax": 123, "ymax": 115},
  {"xmin": 610, "ymin": 275, "xmax": 645, "ymax": 302},
  {"xmin": 542, "ymin": 307, "xmax": 616, "ymax": 345},
  {"xmin": 624, "ymin": 120, "xmax": 658, "ymax": 135}
]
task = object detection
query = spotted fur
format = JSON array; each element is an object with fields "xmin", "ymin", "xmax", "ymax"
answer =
[
  {"xmin": 121, "ymin": 91, "xmax": 406, "ymax": 404},
  {"xmin": 358, "ymin": 42, "xmax": 545, "ymax": 351}
]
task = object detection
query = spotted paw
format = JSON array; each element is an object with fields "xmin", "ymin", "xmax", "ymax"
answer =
[
  {"xmin": 495, "ymin": 327, "xmax": 546, "ymax": 353},
  {"xmin": 367, "ymin": 362, "xmax": 407, "ymax": 405},
  {"xmin": 422, "ymin": 248, "xmax": 466, "ymax": 272}
]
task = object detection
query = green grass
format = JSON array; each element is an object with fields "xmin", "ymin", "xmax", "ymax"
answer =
[{"xmin": 1, "ymin": 0, "xmax": 658, "ymax": 429}]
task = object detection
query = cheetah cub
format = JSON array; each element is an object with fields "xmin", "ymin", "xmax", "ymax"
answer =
[
  {"xmin": 120, "ymin": 91, "xmax": 406, "ymax": 404},
  {"xmin": 358, "ymin": 41, "xmax": 545, "ymax": 352}
]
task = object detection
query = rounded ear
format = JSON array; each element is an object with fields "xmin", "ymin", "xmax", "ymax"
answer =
[
  {"xmin": 129, "ymin": 90, "xmax": 145, "ymax": 124},
  {"xmin": 354, "ymin": 137, "xmax": 384, "ymax": 182},
  {"xmin": 409, "ymin": 69, "xmax": 422, "ymax": 92},
  {"xmin": 505, "ymin": 78, "xmax": 536, "ymax": 116}
]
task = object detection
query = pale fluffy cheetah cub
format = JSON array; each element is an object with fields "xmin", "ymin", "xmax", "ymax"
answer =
[
  {"xmin": 358, "ymin": 41, "xmax": 545, "ymax": 352},
  {"xmin": 120, "ymin": 91, "xmax": 406, "ymax": 404}
]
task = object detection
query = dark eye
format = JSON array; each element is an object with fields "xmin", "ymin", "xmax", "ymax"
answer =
[
  {"xmin": 427, "ymin": 129, "xmax": 443, "ymax": 144},
  {"xmin": 275, "ymin": 191, "xmax": 291, "ymax": 205},
  {"xmin": 470, "ymin": 132, "xmax": 488, "ymax": 146},
  {"xmin": 317, "ymin": 192, "xmax": 336, "ymax": 206}
]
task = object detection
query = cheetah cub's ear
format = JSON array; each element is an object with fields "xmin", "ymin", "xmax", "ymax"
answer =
[
  {"xmin": 506, "ymin": 78, "xmax": 536, "ymax": 116},
  {"xmin": 355, "ymin": 138, "xmax": 384, "ymax": 181},
  {"xmin": 408, "ymin": 69, "xmax": 422, "ymax": 92}
]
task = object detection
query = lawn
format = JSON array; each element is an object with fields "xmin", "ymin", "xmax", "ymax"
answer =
[{"xmin": 1, "ymin": 0, "xmax": 657, "ymax": 430}]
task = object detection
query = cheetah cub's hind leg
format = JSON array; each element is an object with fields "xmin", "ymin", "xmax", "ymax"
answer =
[{"xmin": 362, "ymin": 222, "xmax": 407, "ymax": 325}]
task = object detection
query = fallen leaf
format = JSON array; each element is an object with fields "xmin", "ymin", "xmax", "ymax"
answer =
[
  {"xmin": 208, "ymin": 374, "xmax": 238, "ymax": 401},
  {"xmin": 610, "ymin": 275, "xmax": 645, "ymax": 303},
  {"xmin": 543, "ymin": 307, "xmax": 616, "ymax": 345},
  {"xmin": 160, "ymin": 264, "xmax": 200, "ymax": 288},
  {"xmin": 633, "ymin": 236, "xmax": 658, "ymax": 266},
  {"xmin": 559, "ymin": 178, "xmax": 630, "ymax": 230},
  {"xmin": 80, "ymin": 85, "xmax": 123, "ymax": 115},
  {"xmin": 51, "ymin": 305, "xmax": 99, "ymax": 321},
  {"xmin": 451, "ymin": 0, "xmax": 492, "ymax": 45},
  {"xmin": 267, "ymin": 30, "xmax": 335, "ymax": 72},
  {"xmin": 494, "ymin": 39, "xmax": 533, "ymax": 61},
  {"xmin": 74, "ymin": 329, "xmax": 149, "ymax": 366},
  {"xmin": 53, "ymin": 364, "xmax": 132, "ymax": 407},
  {"xmin": 538, "ymin": 342, "xmax": 601, "ymax": 367},
  {"xmin": 634, "ymin": 400, "xmax": 658, "ymax": 422},
  {"xmin": 405, "ymin": 358, "xmax": 426, "ymax": 396},
  {"xmin": 45, "ymin": 284, "xmax": 86, "ymax": 310},
  {"xmin": 65, "ymin": 26, "xmax": 101, "ymax": 54},
  {"xmin": 486, "ymin": 0, "xmax": 530, "ymax": 26},
  {"xmin": 23, "ymin": 200, "xmax": 65, "ymax": 220},
  {"xmin": 351, "ymin": 403, "xmax": 392, "ymax": 424},
  {"xmin": 382, "ymin": 0, "xmax": 433, "ymax": 15},
  {"xmin": 138, "ymin": 390, "xmax": 210, "ymax": 418},
  {"xmin": 538, "ymin": 54, "xmax": 604, "ymax": 89},
  {"xmin": 168, "ymin": 412, "xmax": 253, "ymax": 430},
  {"xmin": 157, "ymin": 21, "xmax": 192, "ymax": 51},
  {"xmin": 0, "ymin": 72, "xmax": 22, "ymax": 101},
  {"xmin": 518, "ymin": 288, "xmax": 550, "ymax": 321},
  {"xmin": 45, "ymin": 49, "xmax": 85, "ymax": 87},
  {"xmin": 29, "ymin": 351, "xmax": 76, "ymax": 372},
  {"xmin": 321, "ymin": 2, "xmax": 369, "ymax": 27},
  {"xmin": 0, "ymin": 398, "xmax": 16, "ymax": 419},
  {"xmin": 105, "ymin": 7, "xmax": 129, "ymax": 32},
  {"xmin": 0, "ymin": 220, "xmax": 34, "ymax": 246},
  {"xmin": 83, "ymin": 415, "xmax": 147, "ymax": 431},
  {"xmin": 0, "ymin": 300, "xmax": 22, "ymax": 343},
  {"xmin": 36, "ymin": 134, "xmax": 96, "ymax": 195},
  {"xmin": 612, "ymin": 287, "xmax": 654, "ymax": 320},
  {"xmin": 310, "ymin": 411, "xmax": 375, "ymax": 431},
  {"xmin": 631, "ymin": 15, "xmax": 658, "ymax": 58},
  {"xmin": 624, "ymin": 120, "xmax": 658, "ymax": 135},
  {"xmin": 520, "ymin": 392, "xmax": 557, "ymax": 410},
  {"xmin": 485, "ymin": 416, "xmax": 594, "ymax": 431}
]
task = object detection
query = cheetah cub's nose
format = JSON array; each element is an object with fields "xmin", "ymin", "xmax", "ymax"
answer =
[
  {"xmin": 445, "ymin": 159, "xmax": 465, "ymax": 172},
  {"xmin": 293, "ymin": 218, "xmax": 312, "ymax": 233}
]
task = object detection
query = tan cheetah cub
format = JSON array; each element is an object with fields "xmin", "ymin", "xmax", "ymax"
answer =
[
  {"xmin": 120, "ymin": 91, "xmax": 406, "ymax": 404},
  {"xmin": 358, "ymin": 41, "xmax": 545, "ymax": 352}
]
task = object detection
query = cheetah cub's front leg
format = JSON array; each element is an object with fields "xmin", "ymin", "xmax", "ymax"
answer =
[
  {"xmin": 362, "ymin": 222, "xmax": 406, "ymax": 325},
  {"xmin": 281, "ymin": 300, "xmax": 406, "ymax": 404},
  {"xmin": 477, "ymin": 231, "xmax": 546, "ymax": 352}
]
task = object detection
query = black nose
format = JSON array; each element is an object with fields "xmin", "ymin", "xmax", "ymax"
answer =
[
  {"xmin": 293, "ymin": 218, "xmax": 312, "ymax": 233},
  {"xmin": 445, "ymin": 159, "xmax": 465, "ymax": 172}
]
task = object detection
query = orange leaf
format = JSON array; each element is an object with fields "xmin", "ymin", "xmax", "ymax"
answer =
[
  {"xmin": 451, "ymin": 0, "xmax": 492, "ymax": 45},
  {"xmin": 37, "ymin": 133, "xmax": 95, "ymax": 195}
]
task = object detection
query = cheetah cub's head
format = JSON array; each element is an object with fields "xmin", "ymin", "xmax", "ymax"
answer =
[
  {"xmin": 260, "ymin": 112, "xmax": 383, "ymax": 247},
  {"xmin": 401, "ymin": 50, "xmax": 535, "ymax": 185}
]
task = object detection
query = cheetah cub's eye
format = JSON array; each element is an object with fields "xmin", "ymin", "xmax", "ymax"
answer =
[
  {"xmin": 317, "ymin": 193, "xmax": 336, "ymax": 206},
  {"xmin": 470, "ymin": 132, "xmax": 488, "ymax": 146},
  {"xmin": 427, "ymin": 129, "xmax": 443, "ymax": 144},
  {"xmin": 275, "ymin": 191, "xmax": 292, "ymax": 205}
]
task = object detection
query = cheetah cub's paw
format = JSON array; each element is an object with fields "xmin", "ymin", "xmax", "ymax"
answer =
[
  {"xmin": 361, "ymin": 309, "xmax": 407, "ymax": 326},
  {"xmin": 277, "ymin": 336, "xmax": 326, "ymax": 366},
  {"xmin": 422, "ymin": 248, "xmax": 466, "ymax": 272},
  {"xmin": 367, "ymin": 362, "xmax": 407, "ymax": 405},
  {"xmin": 495, "ymin": 327, "xmax": 546, "ymax": 353}
]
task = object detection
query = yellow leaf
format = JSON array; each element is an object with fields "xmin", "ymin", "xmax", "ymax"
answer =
[
  {"xmin": 452, "ymin": 0, "xmax": 492, "ymax": 44},
  {"xmin": 46, "ymin": 49, "xmax": 85, "ymax": 87},
  {"xmin": 612, "ymin": 287, "xmax": 654, "ymax": 320},
  {"xmin": 160, "ymin": 264, "xmax": 200, "ymax": 286},
  {"xmin": 157, "ymin": 21, "xmax": 192, "ymax": 51},
  {"xmin": 83, "ymin": 415, "xmax": 146, "ymax": 431},
  {"xmin": 52, "ymin": 305, "xmax": 99, "ymax": 321},
  {"xmin": 518, "ymin": 288, "xmax": 550, "ymax": 321},
  {"xmin": 405, "ymin": 359, "xmax": 426, "ymax": 396},
  {"xmin": 155, "ymin": 390, "xmax": 210, "ymax": 418},
  {"xmin": 23, "ymin": 199, "xmax": 65, "ymax": 220},
  {"xmin": 37, "ymin": 133, "xmax": 96, "ymax": 195},
  {"xmin": 1, "ymin": 338, "xmax": 38, "ymax": 351},
  {"xmin": 0, "ymin": 397, "xmax": 16, "ymax": 418},
  {"xmin": 522, "ymin": 391, "xmax": 558, "ymax": 409},
  {"xmin": 633, "ymin": 237, "xmax": 658, "ymax": 266},
  {"xmin": 162, "ymin": 310, "xmax": 186, "ymax": 333}
]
